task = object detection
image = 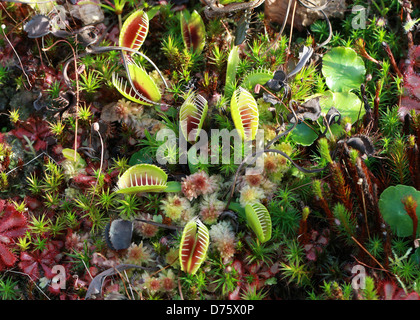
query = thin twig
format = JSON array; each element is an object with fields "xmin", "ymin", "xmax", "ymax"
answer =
[
  {"xmin": 124, "ymin": 270, "xmax": 135, "ymax": 300},
  {"xmin": 113, "ymin": 267, "xmax": 132, "ymax": 300},
  {"xmin": 351, "ymin": 236, "xmax": 387, "ymax": 272},
  {"xmin": 1, "ymin": 24, "xmax": 32, "ymax": 89},
  {"xmin": 42, "ymin": 39, "xmax": 80, "ymax": 162},
  {"xmin": 149, "ymin": 257, "xmax": 179, "ymax": 278},
  {"xmin": 260, "ymin": 0, "xmax": 292, "ymax": 57},
  {"xmin": 351, "ymin": 255, "xmax": 391, "ymax": 274},
  {"xmin": 288, "ymin": 0, "xmax": 297, "ymax": 52},
  {"xmin": 5, "ymin": 152, "xmax": 58, "ymax": 176},
  {"xmin": 4, "ymin": 270, "xmax": 51, "ymax": 300},
  {"xmin": 177, "ymin": 271, "xmax": 184, "ymax": 300},
  {"xmin": 0, "ymin": 2, "xmax": 17, "ymax": 24}
]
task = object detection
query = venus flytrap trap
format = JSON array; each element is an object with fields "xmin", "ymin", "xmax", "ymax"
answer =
[
  {"xmin": 245, "ymin": 202, "xmax": 271, "ymax": 243},
  {"xmin": 112, "ymin": 60, "xmax": 162, "ymax": 106},
  {"xmin": 179, "ymin": 92, "xmax": 208, "ymax": 143},
  {"xmin": 230, "ymin": 87, "xmax": 259, "ymax": 141},
  {"xmin": 114, "ymin": 164, "xmax": 168, "ymax": 194},
  {"xmin": 119, "ymin": 9, "xmax": 149, "ymax": 55},
  {"xmin": 179, "ymin": 218, "xmax": 210, "ymax": 275},
  {"xmin": 180, "ymin": 10, "xmax": 206, "ymax": 55},
  {"xmin": 240, "ymin": 68, "xmax": 273, "ymax": 93}
]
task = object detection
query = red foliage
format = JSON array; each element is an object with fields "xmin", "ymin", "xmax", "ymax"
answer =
[
  {"xmin": 24, "ymin": 195, "xmax": 43, "ymax": 212},
  {"xmin": 11, "ymin": 117, "xmax": 53, "ymax": 151},
  {"xmin": 303, "ymin": 229, "xmax": 330, "ymax": 262},
  {"xmin": 0, "ymin": 200, "xmax": 28, "ymax": 271},
  {"xmin": 71, "ymin": 158, "xmax": 114, "ymax": 189},
  {"xmin": 72, "ymin": 174, "xmax": 97, "ymax": 187},
  {"xmin": 18, "ymin": 240, "xmax": 63, "ymax": 280},
  {"xmin": 228, "ymin": 260, "xmax": 280, "ymax": 300},
  {"xmin": 399, "ymin": 45, "xmax": 420, "ymax": 118},
  {"xmin": 379, "ymin": 281, "xmax": 420, "ymax": 300}
]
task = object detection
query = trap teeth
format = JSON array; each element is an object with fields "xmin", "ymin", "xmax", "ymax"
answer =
[
  {"xmin": 112, "ymin": 62, "xmax": 161, "ymax": 106},
  {"xmin": 179, "ymin": 218, "xmax": 209, "ymax": 275},
  {"xmin": 179, "ymin": 93, "xmax": 208, "ymax": 143},
  {"xmin": 230, "ymin": 87, "xmax": 259, "ymax": 141},
  {"xmin": 115, "ymin": 164, "xmax": 168, "ymax": 194},
  {"xmin": 119, "ymin": 10, "xmax": 149, "ymax": 53},
  {"xmin": 245, "ymin": 202, "xmax": 272, "ymax": 243}
]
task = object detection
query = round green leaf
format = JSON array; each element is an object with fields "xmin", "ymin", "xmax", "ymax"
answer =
[
  {"xmin": 379, "ymin": 185, "xmax": 420, "ymax": 238},
  {"xmin": 320, "ymin": 90, "xmax": 364, "ymax": 124},
  {"xmin": 289, "ymin": 122, "xmax": 319, "ymax": 146},
  {"xmin": 322, "ymin": 47, "xmax": 366, "ymax": 92}
]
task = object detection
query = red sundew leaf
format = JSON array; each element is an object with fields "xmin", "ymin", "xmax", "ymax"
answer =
[
  {"xmin": 72, "ymin": 174, "xmax": 97, "ymax": 187},
  {"xmin": 25, "ymin": 196, "xmax": 43, "ymax": 212},
  {"xmin": 404, "ymin": 292, "xmax": 420, "ymax": 300},
  {"xmin": 33, "ymin": 140, "xmax": 48, "ymax": 151},
  {"xmin": 381, "ymin": 281, "xmax": 420, "ymax": 300},
  {"xmin": 179, "ymin": 219, "xmax": 209, "ymax": 275},
  {"xmin": 0, "ymin": 206, "xmax": 27, "ymax": 270},
  {"xmin": 18, "ymin": 242, "xmax": 62, "ymax": 280},
  {"xmin": 228, "ymin": 285, "xmax": 241, "ymax": 300},
  {"xmin": 0, "ymin": 211, "xmax": 27, "ymax": 235},
  {"xmin": 11, "ymin": 117, "xmax": 52, "ymax": 151},
  {"xmin": 1, "ymin": 227, "xmax": 27, "ymax": 239},
  {"xmin": 119, "ymin": 10, "xmax": 149, "ymax": 53},
  {"xmin": 19, "ymin": 252, "xmax": 39, "ymax": 279},
  {"xmin": 0, "ymin": 199, "xmax": 6, "ymax": 213},
  {"xmin": 232, "ymin": 260, "xmax": 244, "ymax": 276},
  {"xmin": 40, "ymin": 263, "xmax": 55, "ymax": 279},
  {"xmin": 0, "ymin": 242, "xmax": 17, "ymax": 267},
  {"xmin": 398, "ymin": 45, "xmax": 420, "ymax": 119},
  {"xmin": 180, "ymin": 10, "xmax": 206, "ymax": 54},
  {"xmin": 399, "ymin": 96, "xmax": 420, "ymax": 119}
]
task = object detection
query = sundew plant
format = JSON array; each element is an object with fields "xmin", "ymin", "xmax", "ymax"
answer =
[{"xmin": 0, "ymin": 0, "xmax": 418, "ymax": 304}]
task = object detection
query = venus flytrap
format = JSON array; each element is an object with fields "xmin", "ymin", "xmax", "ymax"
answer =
[
  {"xmin": 179, "ymin": 92, "xmax": 208, "ymax": 143},
  {"xmin": 230, "ymin": 87, "xmax": 259, "ymax": 141},
  {"xmin": 114, "ymin": 164, "xmax": 168, "ymax": 194},
  {"xmin": 245, "ymin": 202, "xmax": 272, "ymax": 243},
  {"xmin": 179, "ymin": 218, "xmax": 210, "ymax": 275},
  {"xmin": 180, "ymin": 10, "xmax": 206, "ymax": 55},
  {"xmin": 112, "ymin": 60, "xmax": 162, "ymax": 106}
]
